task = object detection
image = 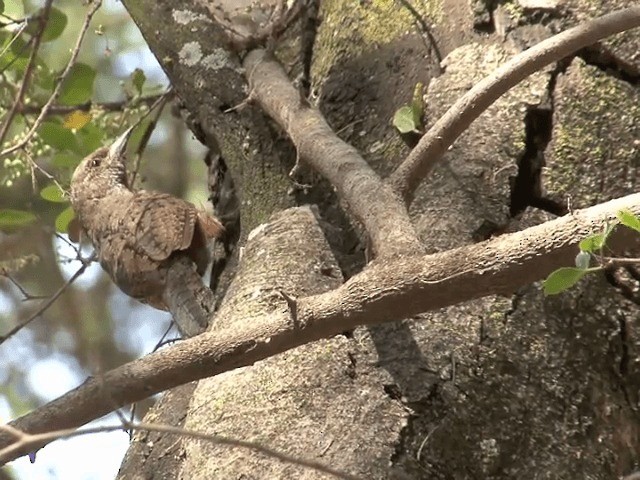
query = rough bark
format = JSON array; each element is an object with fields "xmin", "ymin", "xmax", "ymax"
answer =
[{"xmin": 64, "ymin": 0, "xmax": 640, "ymax": 478}]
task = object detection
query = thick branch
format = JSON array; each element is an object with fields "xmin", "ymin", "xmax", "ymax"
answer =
[
  {"xmin": 388, "ymin": 6, "xmax": 640, "ymax": 204},
  {"xmin": 243, "ymin": 49, "xmax": 423, "ymax": 258},
  {"xmin": 3, "ymin": 193, "xmax": 640, "ymax": 464}
]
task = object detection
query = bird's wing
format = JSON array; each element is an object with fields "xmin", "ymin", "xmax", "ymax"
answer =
[{"xmin": 130, "ymin": 191, "xmax": 197, "ymax": 262}]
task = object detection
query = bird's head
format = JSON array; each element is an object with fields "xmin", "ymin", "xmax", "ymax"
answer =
[{"xmin": 70, "ymin": 127, "xmax": 134, "ymax": 205}]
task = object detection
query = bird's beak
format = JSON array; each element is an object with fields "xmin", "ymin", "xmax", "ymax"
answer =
[{"xmin": 107, "ymin": 126, "xmax": 135, "ymax": 164}]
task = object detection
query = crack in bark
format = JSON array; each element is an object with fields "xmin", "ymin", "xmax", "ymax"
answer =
[{"xmin": 577, "ymin": 45, "xmax": 640, "ymax": 85}]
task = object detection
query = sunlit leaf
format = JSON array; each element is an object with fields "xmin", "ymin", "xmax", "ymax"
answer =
[
  {"xmin": 58, "ymin": 63, "xmax": 96, "ymax": 105},
  {"xmin": 617, "ymin": 209, "xmax": 640, "ymax": 234},
  {"xmin": 131, "ymin": 68, "xmax": 146, "ymax": 95},
  {"xmin": 63, "ymin": 110, "xmax": 92, "ymax": 130},
  {"xmin": 393, "ymin": 106, "xmax": 421, "ymax": 134},
  {"xmin": 579, "ymin": 224, "xmax": 616, "ymax": 253},
  {"xmin": 38, "ymin": 121, "xmax": 79, "ymax": 152},
  {"xmin": 40, "ymin": 184, "xmax": 67, "ymax": 203},
  {"xmin": 0, "ymin": 209, "xmax": 37, "ymax": 230},
  {"xmin": 26, "ymin": 7, "xmax": 68, "ymax": 42},
  {"xmin": 543, "ymin": 267, "xmax": 599, "ymax": 295},
  {"xmin": 54, "ymin": 205, "xmax": 75, "ymax": 233}
]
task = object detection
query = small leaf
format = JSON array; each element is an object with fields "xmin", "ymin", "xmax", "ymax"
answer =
[
  {"xmin": 25, "ymin": 7, "xmax": 68, "ymax": 42},
  {"xmin": 58, "ymin": 63, "xmax": 96, "ymax": 106},
  {"xmin": 579, "ymin": 224, "xmax": 616, "ymax": 253},
  {"xmin": 55, "ymin": 206, "xmax": 75, "ymax": 233},
  {"xmin": 63, "ymin": 110, "xmax": 92, "ymax": 130},
  {"xmin": 0, "ymin": 32, "xmax": 30, "ymax": 72},
  {"xmin": 543, "ymin": 267, "xmax": 588, "ymax": 295},
  {"xmin": 575, "ymin": 251, "xmax": 591, "ymax": 269},
  {"xmin": 38, "ymin": 121, "xmax": 79, "ymax": 152},
  {"xmin": 76, "ymin": 122, "xmax": 104, "ymax": 154},
  {"xmin": 40, "ymin": 184, "xmax": 67, "ymax": 203},
  {"xmin": 393, "ymin": 106, "xmax": 420, "ymax": 134},
  {"xmin": 617, "ymin": 209, "xmax": 640, "ymax": 234},
  {"xmin": 131, "ymin": 68, "xmax": 146, "ymax": 95},
  {"xmin": 0, "ymin": 209, "xmax": 37, "ymax": 230}
]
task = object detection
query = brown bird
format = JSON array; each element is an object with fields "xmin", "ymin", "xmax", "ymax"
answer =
[{"xmin": 70, "ymin": 127, "xmax": 224, "ymax": 337}]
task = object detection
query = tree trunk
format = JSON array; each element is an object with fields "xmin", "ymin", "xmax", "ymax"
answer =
[{"xmin": 119, "ymin": 0, "xmax": 640, "ymax": 478}]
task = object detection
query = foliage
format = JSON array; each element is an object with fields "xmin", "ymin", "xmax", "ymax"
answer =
[
  {"xmin": 393, "ymin": 82, "xmax": 425, "ymax": 134},
  {"xmin": 543, "ymin": 209, "xmax": 640, "ymax": 295},
  {"xmin": 0, "ymin": 1, "xmax": 161, "ymax": 236}
]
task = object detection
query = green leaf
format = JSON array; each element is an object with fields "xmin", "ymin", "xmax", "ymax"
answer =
[
  {"xmin": 58, "ymin": 63, "xmax": 96, "ymax": 105},
  {"xmin": 0, "ymin": 32, "xmax": 30, "ymax": 72},
  {"xmin": 38, "ymin": 121, "xmax": 79, "ymax": 152},
  {"xmin": 55, "ymin": 206, "xmax": 75, "ymax": 233},
  {"xmin": 131, "ymin": 68, "xmax": 146, "ymax": 95},
  {"xmin": 26, "ymin": 7, "xmax": 67, "ymax": 42},
  {"xmin": 76, "ymin": 122, "xmax": 103, "ymax": 155},
  {"xmin": 40, "ymin": 184, "xmax": 67, "ymax": 203},
  {"xmin": 543, "ymin": 267, "xmax": 594, "ymax": 295},
  {"xmin": 579, "ymin": 224, "xmax": 616, "ymax": 253},
  {"xmin": 393, "ymin": 106, "xmax": 420, "ymax": 134},
  {"xmin": 51, "ymin": 152, "xmax": 81, "ymax": 169},
  {"xmin": 33, "ymin": 59, "xmax": 55, "ymax": 91},
  {"xmin": 0, "ymin": 1, "xmax": 4, "ymax": 15},
  {"xmin": 0, "ymin": 209, "xmax": 37, "ymax": 230},
  {"xmin": 617, "ymin": 209, "xmax": 640, "ymax": 234}
]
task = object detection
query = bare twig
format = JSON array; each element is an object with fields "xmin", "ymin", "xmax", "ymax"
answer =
[
  {"xmin": 0, "ymin": 421, "xmax": 363, "ymax": 480},
  {"xmin": 243, "ymin": 49, "xmax": 424, "ymax": 257},
  {"xmin": 0, "ymin": 20, "xmax": 28, "ymax": 58},
  {"xmin": 0, "ymin": 0, "xmax": 103, "ymax": 159},
  {"xmin": 2, "ymin": 275, "xmax": 48, "ymax": 301},
  {"xmin": 0, "ymin": 0, "xmax": 53, "ymax": 147},
  {"xmin": 128, "ymin": 90, "xmax": 172, "ymax": 186},
  {"xmin": 14, "ymin": 92, "xmax": 167, "ymax": 116},
  {"xmin": 388, "ymin": 6, "xmax": 640, "ymax": 204},
  {"xmin": 3, "ymin": 191, "xmax": 640, "ymax": 463},
  {"xmin": 0, "ymin": 253, "xmax": 93, "ymax": 344}
]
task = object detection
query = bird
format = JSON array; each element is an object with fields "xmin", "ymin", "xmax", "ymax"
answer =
[{"xmin": 69, "ymin": 127, "xmax": 224, "ymax": 337}]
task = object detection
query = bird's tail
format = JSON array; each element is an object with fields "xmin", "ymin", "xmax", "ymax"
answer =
[{"xmin": 163, "ymin": 255, "xmax": 215, "ymax": 337}]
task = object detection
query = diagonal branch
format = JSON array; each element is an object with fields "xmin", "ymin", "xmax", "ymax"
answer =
[
  {"xmin": 0, "ymin": 0, "xmax": 54, "ymax": 146},
  {"xmin": 244, "ymin": 49, "xmax": 423, "ymax": 257},
  {"xmin": 388, "ymin": 6, "xmax": 640, "ymax": 204},
  {"xmin": 3, "ymin": 191, "xmax": 640, "ymax": 464}
]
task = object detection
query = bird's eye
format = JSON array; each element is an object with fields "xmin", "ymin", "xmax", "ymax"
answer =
[{"xmin": 90, "ymin": 157, "xmax": 101, "ymax": 167}]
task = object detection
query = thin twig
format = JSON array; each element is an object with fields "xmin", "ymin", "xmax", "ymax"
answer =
[
  {"xmin": 388, "ymin": 6, "xmax": 640, "ymax": 204},
  {"xmin": 128, "ymin": 90, "xmax": 172, "ymax": 186},
  {"xmin": 0, "ymin": 20, "xmax": 28, "ymax": 58},
  {"xmin": 14, "ymin": 93, "xmax": 167, "ymax": 116},
  {"xmin": 0, "ymin": 256, "xmax": 92, "ymax": 344},
  {"xmin": 0, "ymin": 421, "xmax": 364, "ymax": 480},
  {"xmin": 0, "ymin": 0, "xmax": 103, "ymax": 159},
  {"xmin": 2, "ymin": 275, "xmax": 48, "ymax": 301},
  {"xmin": 0, "ymin": 0, "xmax": 54, "ymax": 147},
  {"xmin": 24, "ymin": 149, "xmax": 68, "ymax": 196}
]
